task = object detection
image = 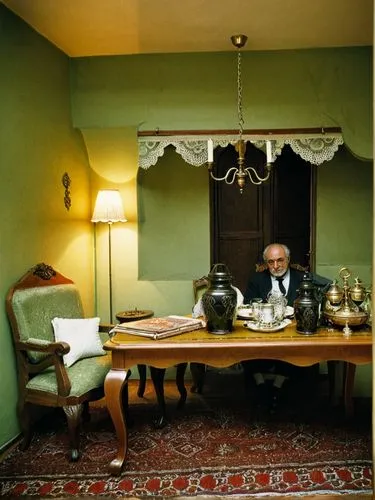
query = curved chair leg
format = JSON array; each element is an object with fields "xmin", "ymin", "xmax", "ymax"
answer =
[
  {"xmin": 327, "ymin": 360, "xmax": 337, "ymax": 406},
  {"xmin": 150, "ymin": 367, "xmax": 168, "ymax": 428},
  {"xmin": 18, "ymin": 400, "xmax": 32, "ymax": 451},
  {"xmin": 190, "ymin": 362, "xmax": 206, "ymax": 394},
  {"xmin": 137, "ymin": 364, "xmax": 147, "ymax": 398},
  {"xmin": 63, "ymin": 404, "xmax": 83, "ymax": 462},
  {"xmin": 175, "ymin": 362, "xmax": 188, "ymax": 409},
  {"xmin": 82, "ymin": 400, "xmax": 90, "ymax": 423},
  {"xmin": 343, "ymin": 362, "xmax": 356, "ymax": 419}
]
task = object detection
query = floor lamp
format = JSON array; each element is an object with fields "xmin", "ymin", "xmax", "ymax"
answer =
[{"xmin": 91, "ymin": 190, "xmax": 127, "ymax": 323}]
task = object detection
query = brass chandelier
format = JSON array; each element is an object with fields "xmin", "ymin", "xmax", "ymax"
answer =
[{"xmin": 207, "ymin": 35, "xmax": 274, "ymax": 193}]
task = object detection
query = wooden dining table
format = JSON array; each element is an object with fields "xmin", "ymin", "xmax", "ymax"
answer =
[{"xmin": 103, "ymin": 319, "xmax": 372, "ymax": 475}]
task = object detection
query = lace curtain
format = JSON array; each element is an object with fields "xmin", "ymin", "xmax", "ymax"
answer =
[{"xmin": 138, "ymin": 134, "xmax": 344, "ymax": 170}]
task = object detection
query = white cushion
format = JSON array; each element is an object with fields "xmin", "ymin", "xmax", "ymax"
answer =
[{"xmin": 51, "ymin": 317, "xmax": 105, "ymax": 367}]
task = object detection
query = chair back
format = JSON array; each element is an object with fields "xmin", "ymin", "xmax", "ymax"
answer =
[
  {"xmin": 6, "ymin": 263, "xmax": 84, "ymax": 364},
  {"xmin": 193, "ymin": 276, "xmax": 208, "ymax": 304}
]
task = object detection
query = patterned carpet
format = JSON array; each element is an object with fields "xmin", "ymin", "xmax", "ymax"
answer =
[{"xmin": 0, "ymin": 368, "xmax": 372, "ymax": 497}]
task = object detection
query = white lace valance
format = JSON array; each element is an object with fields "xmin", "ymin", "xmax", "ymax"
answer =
[{"xmin": 138, "ymin": 133, "xmax": 344, "ymax": 170}]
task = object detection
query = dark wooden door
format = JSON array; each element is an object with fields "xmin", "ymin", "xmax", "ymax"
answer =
[{"xmin": 210, "ymin": 142, "xmax": 314, "ymax": 293}]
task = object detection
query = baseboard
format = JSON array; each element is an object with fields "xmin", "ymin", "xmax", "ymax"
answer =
[{"xmin": 0, "ymin": 432, "xmax": 21, "ymax": 460}]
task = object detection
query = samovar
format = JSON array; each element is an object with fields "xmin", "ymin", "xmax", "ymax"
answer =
[{"xmin": 323, "ymin": 267, "xmax": 368, "ymax": 334}]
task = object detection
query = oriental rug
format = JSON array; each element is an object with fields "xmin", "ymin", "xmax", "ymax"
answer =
[{"xmin": 0, "ymin": 371, "xmax": 372, "ymax": 498}]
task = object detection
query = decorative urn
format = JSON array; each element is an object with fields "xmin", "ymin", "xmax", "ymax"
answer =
[
  {"xmin": 202, "ymin": 263, "xmax": 237, "ymax": 334},
  {"xmin": 294, "ymin": 273, "xmax": 320, "ymax": 335},
  {"xmin": 323, "ymin": 267, "xmax": 368, "ymax": 334}
]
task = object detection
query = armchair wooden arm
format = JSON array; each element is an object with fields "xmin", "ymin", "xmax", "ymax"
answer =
[
  {"xmin": 16, "ymin": 338, "xmax": 70, "ymax": 355},
  {"xmin": 15, "ymin": 339, "xmax": 72, "ymax": 397}
]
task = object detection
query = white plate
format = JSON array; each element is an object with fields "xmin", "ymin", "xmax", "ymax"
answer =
[
  {"xmin": 237, "ymin": 307, "xmax": 253, "ymax": 319},
  {"xmin": 244, "ymin": 318, "xmax": 292, "ymax": 332}
]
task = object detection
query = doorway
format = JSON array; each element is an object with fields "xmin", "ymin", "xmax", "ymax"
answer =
[{"xmin": 210, "ymin": 142, "xmax": 315, "ymax": 293}]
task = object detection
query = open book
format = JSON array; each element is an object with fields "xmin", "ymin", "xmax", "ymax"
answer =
[{"xmin": 109, "ymin": 315, "xmax": 205, "ymax": 340}]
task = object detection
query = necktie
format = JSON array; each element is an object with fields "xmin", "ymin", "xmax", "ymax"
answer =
[{"xmin": 276, "ymin": 277, "xmax": 286, "ymax": 295}]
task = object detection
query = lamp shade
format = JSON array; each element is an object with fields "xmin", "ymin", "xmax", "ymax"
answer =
[{"xmin": 91, "ymin": 190, "xmax": 127, "ymax": 223}]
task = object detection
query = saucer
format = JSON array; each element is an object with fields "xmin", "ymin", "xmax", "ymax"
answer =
[
  {"xmin": 244, "ymin": 318, "xmax": 292, "ymax": 332},
  {"xmin": 284, "ymin": 306, "xmax": 294, "ymax": 318}
]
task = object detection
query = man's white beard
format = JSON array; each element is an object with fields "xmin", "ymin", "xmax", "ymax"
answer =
[{"xmin": 270, "ymin": 269, "xmax": 286, "ymax": 277}]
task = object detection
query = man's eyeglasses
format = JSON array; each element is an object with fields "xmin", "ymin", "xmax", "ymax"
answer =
[{"xmin": 267, "ymin": 258, "xmax": 286, "ymax": 266}]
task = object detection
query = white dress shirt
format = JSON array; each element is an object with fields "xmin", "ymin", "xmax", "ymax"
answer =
[{"xmin": 271, "ymin": 269, "xmax": 290, "ymax": 295}]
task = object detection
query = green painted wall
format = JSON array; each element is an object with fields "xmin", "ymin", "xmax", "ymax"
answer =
[
  {"xmin": 0, "ymin": 6, "xmax": 93, "ymax": 448},
  {"xmin": 71, "ymin": 47, "xmax": 372, "ymax": 159},
  {"xmin": 138, "ymin": 146, "xmax": 210, "ymax": 280},
  {"xmin": 316, "ymin": 145, "xmax": 373, "ymax": 284}
]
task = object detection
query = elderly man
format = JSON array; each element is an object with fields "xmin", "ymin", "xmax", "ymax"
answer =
[
  {"xmin": 242, "ymin": 243, "xmax": 330, "ymax": 414},
  {"xmin": 244, "ymin": 243, "xmax": 305, "ymax": 306}
]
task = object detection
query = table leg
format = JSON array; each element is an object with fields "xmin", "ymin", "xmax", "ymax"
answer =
[
  {"xmin": 343, "ymin": 362, "xmax": 356, "ymax": 419},
  {"xmin": 105, "ymin": 368, "xmax": 129, "ymax": 475}
]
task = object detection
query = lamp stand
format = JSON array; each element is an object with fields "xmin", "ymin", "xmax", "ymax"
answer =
[
  {"xmin": 91, "ymin": 189, "xmax": 127, "ymax": 325},
  {"xmin": 108, "ymin": 222, "xmax": 113, "ymax": 324}
]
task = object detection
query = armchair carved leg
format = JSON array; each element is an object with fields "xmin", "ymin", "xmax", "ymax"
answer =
[
  {"xmin": 63, "ymin": 404, "xmax": 83, "ymax": 462},
  {"xmin": 190, "ymin": 362, "xmax": 206, "ymax": 394},
  {"xmin": 175, "ymin": 362, "xmax": 188, "ymax": 409},
  {"xmin": 18, "ymin": 400, "xmax": 32, "ymax": 451}
]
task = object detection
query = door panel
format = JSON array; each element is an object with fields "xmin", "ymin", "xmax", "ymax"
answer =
[{"xmin": 272, "ymin": 145, "xmax": 312, "ymax": 268}]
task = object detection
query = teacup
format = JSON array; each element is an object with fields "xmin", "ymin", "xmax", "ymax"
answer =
[
  {"xmin": 251, "ymin": 298, "xmax": 263, "ymax": 322},
  {"xmin": 258, "ymin": 303, "xmax": 275, "ymax": 327}
]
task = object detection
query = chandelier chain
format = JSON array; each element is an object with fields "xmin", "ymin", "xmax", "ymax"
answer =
[{"xmin": 237, "ymin": 50, "xmax": 244, "ymax": 139}]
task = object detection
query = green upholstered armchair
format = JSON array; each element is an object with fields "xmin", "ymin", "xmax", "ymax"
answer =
[{"xmin": 6, "ymin": 263, "xmax": 114, "ymax": 462}]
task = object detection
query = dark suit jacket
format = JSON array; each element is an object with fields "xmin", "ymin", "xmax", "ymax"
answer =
[
  {"xmin": 244, "ymin": 268, "xmax": 332, "ymax": 307},
  {"xmin": 243, "ymin": 268, "xmax": 305, "ymax": 306}
]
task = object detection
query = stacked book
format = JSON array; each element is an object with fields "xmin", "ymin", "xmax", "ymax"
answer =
[{"xmin": 110, "ymin": 315, "xmax": 205, "ymax": 340}]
